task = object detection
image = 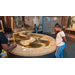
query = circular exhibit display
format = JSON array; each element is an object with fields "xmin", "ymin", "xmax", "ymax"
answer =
[{"xmin": 8, "ymin": 31, "xmax": 56, "ymax": 57}]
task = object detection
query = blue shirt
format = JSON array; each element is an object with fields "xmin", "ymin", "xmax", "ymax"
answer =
[{"xmin": 35, "ymin": 25, "xmax": 38, "ymax": 33}]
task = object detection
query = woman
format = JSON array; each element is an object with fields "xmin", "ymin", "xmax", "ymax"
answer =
[{"xmin": 0, "ymin": 28, "xmax": 17, "ymax": 58}]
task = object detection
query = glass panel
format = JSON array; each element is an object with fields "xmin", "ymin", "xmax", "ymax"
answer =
[
  {"xmin": 14, "ymin": 16, "xmax": 18, "ymax": 20},
  {"xmin": 18, "ymin": 16, "xmax": 22, "ymax": 20}
]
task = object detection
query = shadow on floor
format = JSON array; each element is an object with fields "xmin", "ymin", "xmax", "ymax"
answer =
[
  {"xmin": 63, "ymin": 49, "xmax": 69, "ymax": 58},
  {"xmin": 7, "ymin": 51, "xmax": 55, "ymax": 58}
]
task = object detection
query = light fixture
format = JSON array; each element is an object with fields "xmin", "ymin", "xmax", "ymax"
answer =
[{"xmin": 54, "ymin": 17, "xmax": 57, "ymax": 20}]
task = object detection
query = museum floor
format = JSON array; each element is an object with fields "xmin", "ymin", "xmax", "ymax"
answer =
[
  {"xmin": 45, "ymin": 33, "xmax": 75, "ymax": 58},
  {"xmin": 63, "ymin": 37, "xmax": 75, "ymax": 58}
]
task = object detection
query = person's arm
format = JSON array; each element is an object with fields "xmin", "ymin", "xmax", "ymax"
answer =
[
  {"xmin": 60, "ymin": 31, "xmax": 67, "ymax": 43},
  {"xmin": 62, "ymin": 37, "xmax": 67, "ymax": 43},
  {"xmin": 58, "ymin": 37, "xmax": 66, "ymax": 48},
  {"xmin": 1, "ymin": 43, "xmax": 17, "ymax": 51}
]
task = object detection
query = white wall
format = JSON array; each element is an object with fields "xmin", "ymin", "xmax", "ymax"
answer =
[
  {"xmin": 43, "ymin": 16, "xmax": 62, "ymax": 34},
  {"xmin": 33, "ymin": 16, "xmax": 39, "ymax": 26},
  {"xmin": 39, "ymin": 16, "xmax": 42, "ymax": 24},
  {"xmin": 43, "ymin": 17, "xmax": 52, "ymax": 33},
  {"xmin": 25, "ymin": 16, "xmax": 42, "ymax": 26}
]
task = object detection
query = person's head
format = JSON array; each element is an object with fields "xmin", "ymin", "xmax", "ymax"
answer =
[
  {"xmin": 34, "ymin": 24, "xmax": 36, "ymax": 26},
  {"xmin": 55, "ymin": 23, "xmax": 60, "ymax": 26},
  {"xmin": 4, "ymin": 28, "xmax": 13, "ymax": 39},
  {"xmin": 54, "ymin": 23, "xmax": 61, "ymax": 32}
]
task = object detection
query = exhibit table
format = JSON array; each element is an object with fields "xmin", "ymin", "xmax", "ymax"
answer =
[
  {"xmin": 65, "ymin": 28, "xmax": 75, "ymax": 39},
  {"xmin": 8, "ymin": 33, "xmax": 56, "ymax": 58},
  {"xmin": 65, "ymin": 28, "xmax": 75, "ymax": 34}
]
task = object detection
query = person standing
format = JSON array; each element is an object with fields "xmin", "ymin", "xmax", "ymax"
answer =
[
  {"xmin": 34, "ymin": 24, "xmax": 38, "ymax": 33},
  {"xmin": 54, "ymin": 24, "xmax": 67, "ymax": 58},
  {"xmin": 0, "ymin": 28, "xmax": 17, "ymax": 58}
]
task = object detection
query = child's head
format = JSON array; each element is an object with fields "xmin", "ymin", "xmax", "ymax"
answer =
[
  {"xmin": 54, "ymin": 23, "xmax": 61, "ymax": 32},
  {"xmin": 55, "ymin": 23, "xmax": 60, "ymax": 26}
]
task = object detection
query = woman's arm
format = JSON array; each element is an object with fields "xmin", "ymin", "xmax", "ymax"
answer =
[{"xmin": 1, "ymin": 43, "xmax": 17, "ymax": 51}]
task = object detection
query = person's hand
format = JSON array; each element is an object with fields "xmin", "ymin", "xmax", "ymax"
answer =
[
  {"xmin": 59, "ymin": 46, "xmax": 60, "ymax": 48},
  {"xmin": 12, "ymin": 43, "xmax": 17, "ymax": 48},
  {"xmin": 13, "ymin": 43, "xmax": 17, "ymax": 48}
]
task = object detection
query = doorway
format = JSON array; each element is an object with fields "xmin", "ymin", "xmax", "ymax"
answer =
[{"xmin": 42, "ymin": 16, "xmax": 62, "ymax": 34}]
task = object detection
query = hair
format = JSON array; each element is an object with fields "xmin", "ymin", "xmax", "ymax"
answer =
[
  {"xmin": 4, "ymin": 28, "xmax": 13, "ymax": 34},
  {"xmin": 55, "ymin": 23, "xmax": 60, "ymax": 26},
  {"xmin": 54, "ymin": 23, "xmax": 61, "ymax": 28}
]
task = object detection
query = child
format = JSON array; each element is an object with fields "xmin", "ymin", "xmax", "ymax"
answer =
[{"xmin": 54, "ymin": 24, "xmax": 67, "ymax": 58}]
